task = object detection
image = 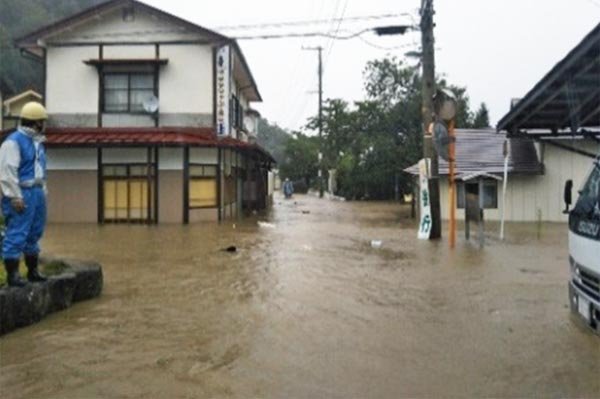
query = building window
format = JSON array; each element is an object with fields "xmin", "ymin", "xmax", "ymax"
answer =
[
  {"xmin": 231, "ymin": 96, "xmax": 244, "ymax": 130},
  {"xmin": 103, "ymin": 73, "xmax": 155, "ymax": 113},
  {"xmin": 189, "ymin": 164, "xmax": 217, "ymax": 208},
  {"xmin": 102, "ymin": 163, "xmax": 155, "ymax": 223},
  {"xmin": 456, "ymin": 180, "xmax": 498, "ymax": 209}
]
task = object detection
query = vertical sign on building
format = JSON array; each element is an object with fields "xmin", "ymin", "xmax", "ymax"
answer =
[
  {"xmin": 418, "ymin": 158, "xmax": 432, "ymax": 240},
  {"xmin": 216, "ymin": 44, "xmax": 231, "ymax": 137}
]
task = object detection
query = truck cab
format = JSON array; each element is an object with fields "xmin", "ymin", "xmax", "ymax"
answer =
[{"xmin": 567, "ymin": 156, "xmax": 600, "ymax": 334}]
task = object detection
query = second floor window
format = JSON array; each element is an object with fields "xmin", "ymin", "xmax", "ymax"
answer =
[{"xmin": 103, "ymin": 73, "xmax": 155, "ymax": 113}]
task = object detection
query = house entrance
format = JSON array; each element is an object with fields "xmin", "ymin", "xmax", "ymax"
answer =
[{"xmin": 101, "ymin": 164, "xmax": 156, "ymax": 223}]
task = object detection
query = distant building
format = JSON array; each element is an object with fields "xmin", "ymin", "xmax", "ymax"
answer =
[
  {"xmin": 406, "ymin": 129, "xmax": 549, "ymax": 222},
  {"xmin": 0, "ymin": 78, "xmax": 15, "ymax": 131},
  {"xmin": 2, "ymin": 89, "xmax": 43, "ymax": 130},
  {"xmin": 11, "ymin": 0, "xmax": 274, "ymax": 224}
]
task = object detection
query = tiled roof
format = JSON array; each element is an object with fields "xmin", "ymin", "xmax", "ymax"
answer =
[
  {"xmin": 0, "ymin": 127, "xmax": 274, "ymax": 162},
  {"xmin": 405, "ymin": 129, "xmax": 543, "ymax": 176}
]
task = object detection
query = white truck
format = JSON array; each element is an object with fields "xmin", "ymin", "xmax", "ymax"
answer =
[{"xmin": 567, "ymin": 156, "xmax": 600, "ymax": 334}]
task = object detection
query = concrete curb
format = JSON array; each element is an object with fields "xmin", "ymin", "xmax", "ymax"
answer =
[{"xmin": 0, "ymin": 259, "xmax": 103, "ymax": 336}]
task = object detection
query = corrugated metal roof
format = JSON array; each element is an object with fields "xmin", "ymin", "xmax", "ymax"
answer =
[
  {"xmin": 497, "ymin": 23, "xmax": 600, "ymax": 133},
  {"xmin": 2, "ymin": 127, "xmax": 275, "ymax": 162},
  {"xmin": 404, "ymin": 129, "xmax": 543, "ymax": 176}
]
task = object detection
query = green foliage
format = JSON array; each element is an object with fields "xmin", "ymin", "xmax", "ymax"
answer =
[
  {"xmin": 472, "ymin": 102, "xmax": 491, "ymax": 128},
  {"xmin": 279, "ymin": 132, "xmax": 319, "ymax": 188},
  {"xmin": 257, "ymin": 118, "xmax": 290, "ymax": 165},
  {"xmin": 0, "ymin": 0, "xmax": 107, "ymax": 93},
  {"xmin": 285, "ymin": 56, "xmax": 492, "ymax": 200}
]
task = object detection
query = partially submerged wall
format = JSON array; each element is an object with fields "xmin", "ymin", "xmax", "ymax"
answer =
[{"xmin": 0, "ymin": 259, "xmax": 103, "ymax": 336}]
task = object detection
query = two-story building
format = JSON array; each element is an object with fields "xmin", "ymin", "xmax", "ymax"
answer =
[{"xmin": 13, "ymin": 0, "xmax": 274, "ymax": 224}]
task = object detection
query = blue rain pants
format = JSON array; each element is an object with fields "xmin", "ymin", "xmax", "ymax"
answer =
[{"xmin": 2, "ymin": 187, "xmax": 46, "ymax": 260}]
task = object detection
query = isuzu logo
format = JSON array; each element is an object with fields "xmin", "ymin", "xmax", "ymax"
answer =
[{"xmin": 577, "ymin": 221, "xmax": 600, "ymax": 236}]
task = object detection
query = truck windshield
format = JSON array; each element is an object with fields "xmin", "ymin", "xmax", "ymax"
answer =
[{"xmin": 573, "ymin": 160, "xmax": 600, "ymax": 218}]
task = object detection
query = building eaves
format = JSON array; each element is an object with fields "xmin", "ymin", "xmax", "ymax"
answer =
[
  {"xmin": 38, "ymin": 127, "xmax": 275, "ymax": 163},
  {"xmin": 3, "ymin": 90, "xmax": 43, "ymax": 106},
  {"xmin": 497, "ymin": 22, "xmax": 600, "ymax": 133},
  {"xmin": 14, "ymin": 0, "xmax": 262, "ymax": 103}
]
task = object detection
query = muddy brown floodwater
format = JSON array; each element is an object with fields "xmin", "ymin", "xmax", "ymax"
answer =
[{"xmin": 1, "ymin": 194, "xmax": 599, "ymax": 398}]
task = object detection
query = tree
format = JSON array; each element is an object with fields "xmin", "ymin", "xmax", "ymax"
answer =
[
  {"xmin": 0, "ymin": 0, "xmax": 108, "ymax": 93},
  {"xmin": 472, "ymin": 103, "xmax": 491, "ymax": 128},
  {"xmin": 256, "ymin": 118, "xmax": 290, "ymax": 165},
  {"xmin": 279, "ymin": 132, "xmax": 319, "ymax": 190},
  {"xmin": 297, "ymin": 56, "xmax": 492, "ymax": 200}
]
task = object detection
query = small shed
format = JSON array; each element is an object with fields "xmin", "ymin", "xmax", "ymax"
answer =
[
  {"xmin": 405, "ymin": 129, "xmax": 543, "ymax": 222},
  {"xmin": 2, "ymin": 89, "xmax": 43, "ymax": 129}
]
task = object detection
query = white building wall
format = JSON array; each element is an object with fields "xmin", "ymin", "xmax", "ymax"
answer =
[
  {"xmin": 190, "ymin": 147, "xmax": 217, "ymax": 164},
  {"xmin": 160, "ymin": 44, "xmax": 213, "ymax": 115},
  {"xmin": 102, "ymin": 45, "xmax": 155, "ymax": 58},
  {"xmin": 50, "ymin": 6, "xmax": 208, "ymax": 44},
  {"xmin": 46, "ymin": 148, "xmax": 97, "ymax": 170},
  {"xmin": 102, "ymin": 148, "xmax": 148, "ymax": 163},
  {"xmin": 46, "ymin": 46, "xmax": 99, "ymax": 114},
  {"xmin": 159, "ymin": 148, "xmax": 184, "ymax": 170},
  {"xmin": 439, "ymin": 139, "xmax": 600, "ymax": 222}
]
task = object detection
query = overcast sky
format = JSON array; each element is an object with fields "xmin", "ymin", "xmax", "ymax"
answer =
[{"xmin": 144, "ymin": 0, "xmax": 599, "ymax": 132}]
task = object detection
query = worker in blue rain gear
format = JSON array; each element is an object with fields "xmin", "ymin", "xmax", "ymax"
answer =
[
  {"xmin": 0, "ymin": 102, "xmax": 48, "ymax": 287},
  {"xmin": 283, "ymin": 178, "xmax": 294, "ymax": 199}
]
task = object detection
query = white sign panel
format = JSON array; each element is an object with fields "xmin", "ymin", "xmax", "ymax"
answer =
[
  {"xmin": 418, "ymin": 158, "xmax": 432, "ymax": 240},
  {"xmin": 216, "ymin": 45, "xmax": 231, "ymax": 137}
]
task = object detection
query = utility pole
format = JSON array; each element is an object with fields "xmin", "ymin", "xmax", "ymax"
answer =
[
  {"xmin": 420, "ymin": 0, "xmax": 441, "ymax": 239},
  {"xmin": 302, "ymin": 46, "xmax": 324, "ymax": 198}
]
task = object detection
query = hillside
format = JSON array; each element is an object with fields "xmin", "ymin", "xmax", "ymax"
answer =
[{"xmin": 0, "ymin": 0, "xmax": 107, "ymax": 94}]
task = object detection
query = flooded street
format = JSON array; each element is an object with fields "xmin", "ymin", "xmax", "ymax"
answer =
[{"xmin": 1, "ymin": 194, "xmax": 599, "ymax": 398}]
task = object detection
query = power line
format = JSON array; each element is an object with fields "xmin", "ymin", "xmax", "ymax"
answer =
[
  {"xmin": 36, "ymin": 26, "xmax": 416, "ymax": 41},
  {"xmin": 357, "ymin": 35, "xmax": 416, "ymax": 51},
  {"xmin": 212, "ymin": 13, "xmax": 412, "ymax": 31},
  {"xmin": 324, "ymin": 0, "xmax": 349, "ymax": 65},
  {"xmin": 233, "ymin": 27, "xmax": 413, "ymax": 41}
]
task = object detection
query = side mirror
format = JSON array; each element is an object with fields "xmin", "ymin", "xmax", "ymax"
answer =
[{"xmin": 563, "ymin": 179, "xmax": 573, "ymax": 214}]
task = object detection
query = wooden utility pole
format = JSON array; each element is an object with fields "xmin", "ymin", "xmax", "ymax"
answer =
[
  {"xmin": 420, "ymin": 0, "xmax": 441, "ymax": 239},
  {"xmin": 303, "ymin": 46, "xmax": 325, "ymax": 198}
]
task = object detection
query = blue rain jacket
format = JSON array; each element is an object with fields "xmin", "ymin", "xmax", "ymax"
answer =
[{"xmin": 1, "ymin": 130, "xmax": 47, "ymax": 259}]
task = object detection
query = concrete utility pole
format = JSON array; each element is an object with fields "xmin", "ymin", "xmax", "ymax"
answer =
[
  {"xmin": 420, "ymin": 0, "xmax": 441, "ymax": 239},
  {"xmin": 303, "ymin": 46, "xmax": 325, "ymax": 198}
]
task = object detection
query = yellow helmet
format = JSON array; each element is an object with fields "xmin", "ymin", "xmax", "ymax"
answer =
[{"xmin": 20, "ymin": 102, "xmax": 48, "ymax": 121}]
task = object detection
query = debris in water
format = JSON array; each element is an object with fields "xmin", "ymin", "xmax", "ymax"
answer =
[
  {"xmin": 302, "ymin": 210, "xmax": 310, "ymax": 214},
  {"xmin": 257, "ymin": 221, "xmax": 276, "ymax": 229},
  {"xmin": 223, "ymin": 246, "xmax": 237, "ymax": 253},
  {"xmin": 370, "ymin": 240, "xmax": 383, "ymax": 249}
]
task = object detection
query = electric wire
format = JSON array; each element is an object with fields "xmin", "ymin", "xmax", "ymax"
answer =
[{"xmin": 212, "ymin": 13, "xmax": 407, "ymax": 31}]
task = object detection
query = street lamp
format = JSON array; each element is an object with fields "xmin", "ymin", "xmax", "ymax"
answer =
[{"xmin": 373, "ymin": 25, "xmax": 415, "ymax": 36}]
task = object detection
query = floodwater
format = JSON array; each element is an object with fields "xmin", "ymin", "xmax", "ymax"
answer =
[{"xmin": 0, "ymin": 194, "xmax": 599, "ymax": 398}]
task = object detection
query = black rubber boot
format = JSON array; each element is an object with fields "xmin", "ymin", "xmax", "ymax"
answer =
[
  {"xmin": 25, "ymin": 254, "xmax": 47, "ymax": 283},
  {"xmin": 4, "ymin": 258, "xmax": 27, "ymax": 287}
]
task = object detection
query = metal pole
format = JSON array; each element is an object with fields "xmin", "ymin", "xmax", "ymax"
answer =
[
  {"xmin": 302, "ymin": 46, "xmax": 324, "ymax": 198},
  {"xmin": 478, "ymin": 179, "xmax": 485, "ymax": 249},
  {"xmin": 448, "ymin": 119, "xmax": 456, "ymax": 248},
  {"xmin": 500, "ymin": 139, "xmax": 509, "ymax": 240},
  {"xmin": 420, "ymin": 0, "xmax": 441, "ymax": 239},
  {"xmin": 317, "ymin": 46, "xmax": 324, "ymax": 198}
]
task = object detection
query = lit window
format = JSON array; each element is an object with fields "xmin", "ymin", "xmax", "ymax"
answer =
[{"xmin": 189, "ymin": 165, "xmax": 217, "ymax": 208}]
